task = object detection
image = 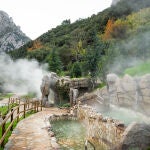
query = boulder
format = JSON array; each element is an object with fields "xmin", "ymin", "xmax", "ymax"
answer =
[
  {"xmin": 40, "ymin": 72, "xmax": 59, "ymax": 106},
  {"xmin": 116, "ymin": 123, "xmax": 150, "ymax": 150}
]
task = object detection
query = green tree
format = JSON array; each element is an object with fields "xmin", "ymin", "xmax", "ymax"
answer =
[
  {"xmin": 27, "ymin": 49, "xmax": 50, "ymax": 62},
  {"xmin": 70, "ymin": 62, "xmax": 82, "ymax": 78},
  {"xmin": 85, "ymin": 37, "xmax": 110, "ymax": 86},
  {"xmin": 46, "ymin": 49, "xmax": 63, "ymax": 74},
  {"xmin": 61, "ymin": 19, "xmax": 71, "ymax": 25}
]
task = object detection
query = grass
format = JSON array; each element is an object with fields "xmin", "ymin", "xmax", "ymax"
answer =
[
  {"xmin": 124, "ymin": 61, "xmax": 150, "ymax": 76},
  {"xmin": 0, "ymin": 93, "xmax": 14, "ymax": 101},
  {"xmin": 0, "ymin": 103, "xmax": 18, "ymax": 116},
  {"xmin": 96, "ymin": 82, "xmax": 106, "ymax": 89},
  {"xmin": 0, "ymin": 110, "xmax": 36, "ymax": 150},
  {"xmin": 58, "ymin": 103, "xmax": 70, "ymax": 108}
]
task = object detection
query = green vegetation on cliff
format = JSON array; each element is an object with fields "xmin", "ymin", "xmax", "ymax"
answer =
[
  {"xmin": 9, "ymin": 0, "xmax": 150, "ymax": 80},
  {"xmin": 124, "ymin": 61, "xmax": 150, "ymax": 76}
]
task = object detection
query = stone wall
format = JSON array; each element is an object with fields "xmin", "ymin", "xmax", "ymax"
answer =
[
  {"xmin": 49, "ymin": 113, "xmax": 77, "ymax": 122},
  {"xmin": 77, "ymin": 105, "xmax": 126, "ymax": 149}
]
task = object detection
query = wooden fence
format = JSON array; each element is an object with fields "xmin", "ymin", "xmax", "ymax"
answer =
[{"xmin": 0, "ymin": 98, "xmax": 42, "ymax": 148}]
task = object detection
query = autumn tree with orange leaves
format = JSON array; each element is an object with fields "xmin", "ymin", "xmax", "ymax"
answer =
[
  {"xmin": 103, "ymin": 19, "xmax": 128, "ymax": 40},
  {"xmin": 28, "ymin": 40, "xmax": 43, "ymax": 51},
  {"xmin": 103, "ymin": 19, "xmax": 114, "ymax": 40}
]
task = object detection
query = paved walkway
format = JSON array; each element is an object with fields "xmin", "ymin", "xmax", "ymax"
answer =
[{"xmin": 4, "ymin": 108, "xmax": 68, "ymax": 150}]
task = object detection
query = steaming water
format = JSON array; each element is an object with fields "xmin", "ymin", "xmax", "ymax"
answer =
[
  {"xmin": 97, "ymin": 105, "xmax": 150, "ymax": 125},
  {"xmin": 51, "ymin": 120, "xmax": 99, "ymax": 150}
]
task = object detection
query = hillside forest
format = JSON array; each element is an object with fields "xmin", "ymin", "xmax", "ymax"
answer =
[{"xmin": 9, "ymin": 0, "xmax": 150, "ymax": 84}]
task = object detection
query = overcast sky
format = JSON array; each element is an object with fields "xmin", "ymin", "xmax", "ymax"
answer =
[{"xmin": 0, "ymin": 0, "xmax": 112, "ymax": 39}]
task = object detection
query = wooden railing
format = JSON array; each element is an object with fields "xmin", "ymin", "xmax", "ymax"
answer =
[
  {"xmin": 0, "ymin": 99, "xmax": 42, "ymax": 148},
  {"xmin": 85, "ymin": 139, "xmax": 96, "ymax": 150}
]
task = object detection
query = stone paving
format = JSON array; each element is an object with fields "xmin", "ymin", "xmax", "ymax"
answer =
[{"xmin": 4, "ymin": 108, "xmax": 68, "ymax": 150}]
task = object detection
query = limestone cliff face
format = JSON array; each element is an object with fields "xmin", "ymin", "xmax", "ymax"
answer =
[{"xmin": 0, "ymin": 11, "xmax": 30, "ymax": 52}]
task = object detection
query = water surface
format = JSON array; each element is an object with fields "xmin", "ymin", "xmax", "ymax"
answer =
[
  {"xmin": 51, "ymin": 120, "xmax": 97, "ymax": 150},
  {"xmin": 97, "ymin": 105, "xmax": 150, "ymax": 125}
]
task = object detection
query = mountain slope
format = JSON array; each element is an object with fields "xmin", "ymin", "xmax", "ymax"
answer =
[
  {"xmin": 0, "ymin": 11, "xmax": 30, "ymax": 52},
  {"xmin": 9, "ymin": 0, "xmax": 150, "ymax": 77}
]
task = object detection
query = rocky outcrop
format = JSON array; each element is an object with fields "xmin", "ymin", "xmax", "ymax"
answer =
[
  {"xmin": 57, "ymin": 77, "xmax": 91, "ymax": 89},
  {"xmin": 69, "ymin": 78, "xmax": 92, "ymax": 89},
  {"xmin": 41, "ymin": 73, "xmax": 92, "ymax": 106},
  {"xmin": 102, "ymin": 73, "xmax": 150, "ymax": 115},
  {"xmin": 40, "ymin": 72, "xmax": 59, "ymax": 106},
  {"xmin": 116, "ymin": 123, "xmax": 150, "ymax": 150},
  {"xmin": 69, "ymin": 88, "xmax": 79, "ymax": 106},
  {"xmin": 0, "ymin": 11, "xmax": 30, "ymax": 52},
  {"xmin": 57, "ymin": 77, "xmax": 92, "ymax": 105},
  {"xmin": 77, "ymin": 93, "xmax": 97, "ymax": 103},
  {"xmin": 107, "ymin": 74, "xmax": 137, "ymax": 106}
]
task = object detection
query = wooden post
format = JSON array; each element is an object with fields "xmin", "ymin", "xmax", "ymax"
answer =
[
  {"xmin": 35, "ymin": 101, "xmax": 37, "ymax": 112},
  {"xmin": 29, "ymin": 99, "xmax": 30, "ymax": 108},
  {"xmin": 31, "ymin": 101, "xmax": 33, "ymax": 110},
  {"xmin": 23, "ymin": 103, "xmax": 26, "ymax": 118},
  {"xmin": 41, "ymin": 101, "xmax": 42, "ymax": 111},
  {"xmin": 37, "ymin": 101, "xmax": 39, "ymax": 112},
  {"xmin": 27, "ymin": 99, "xmax": 29, "ymax": 108},
  {"xmin": 8, "ymin": 97, "xmax": 10, "ymax": 112},
  {"xmin": 25, "ymin": 99, "xmax": 27, "ymax": 108},
  {"xmin": 84, "ymin": 140, "xmax": 95, "ymax": 150},
  {"xmin": 85, "ymin": 140, "xmax": 88, "ymax": 150},
  {"xmin": 1, "ymin": 115, "xmax": 6, "ymax": 148},
  {"xmin": 33, "ymin": 101, "xmax": 36, "ymax": 112},
  {"xmin": 10, "ymin": 109, "xmax": 13, "ymax": 131},
  {"xmin": 17, "ymin": 106, "xmax": 20, "ymax": 122}
]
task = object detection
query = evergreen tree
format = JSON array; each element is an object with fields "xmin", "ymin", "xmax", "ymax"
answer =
[
  {"xmin": 85, "ymin": 37, "xmax": 109, "ymax": 86},
  {"xmin": 46, "ymin": 49, "xmax": 63, "ymax": 74},
  {"xmin": 70, "ymin": 62, "xmax": 82, "ymax": 78}
]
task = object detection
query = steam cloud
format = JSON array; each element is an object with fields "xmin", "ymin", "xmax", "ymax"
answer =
[
  {"xmin": 108, "ymin": 30, "xmax": 150, "ymax": 74},
  {"xmin": 0, "ymin": 53, "xmax": 48, "ymax": 97}
]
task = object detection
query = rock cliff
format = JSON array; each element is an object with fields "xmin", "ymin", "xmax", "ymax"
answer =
[
  {"xmin": 0, "ymin": 11, "xmax": 30, "ymax": 52},
  {"xmin": 95, "ymin": 73, "xmax": 150, "ymax": 116}
]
